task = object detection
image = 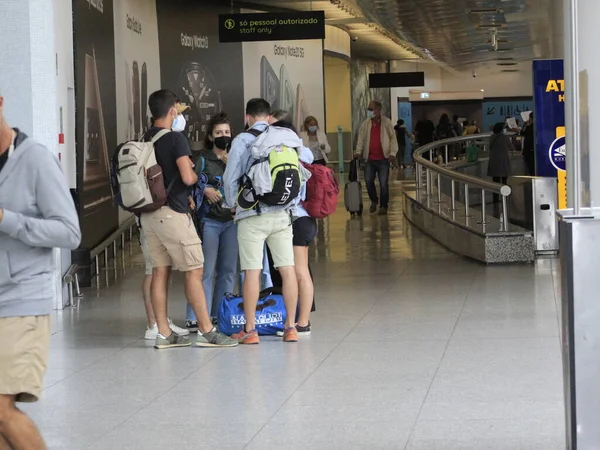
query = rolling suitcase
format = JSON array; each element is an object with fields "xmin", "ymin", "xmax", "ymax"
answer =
[{"xmin": 345, "ymin": 159, "xmax": 363, "ymax": 216}]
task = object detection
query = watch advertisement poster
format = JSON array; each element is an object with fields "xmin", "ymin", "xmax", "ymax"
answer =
[
  {"xmin": 242, "ymin": 36, "xmax": 325, "ymax": 133},
  {"xmin": 156, "ymin": 1, "xmax": 245, "ymax": 150},
  {"xmin": 73, "ymin": 0, "xmax": 119, "ymax": 249},
  {"xmin": 114, "ymin": 0, "xmax": 162, "ymax": 224}
]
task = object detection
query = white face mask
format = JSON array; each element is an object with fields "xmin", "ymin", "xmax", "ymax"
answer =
[{"xmin": 172, "ymin": 114, "xmax": 186, "ymax": 133}]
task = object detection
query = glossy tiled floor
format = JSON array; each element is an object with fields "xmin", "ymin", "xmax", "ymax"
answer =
[{"xmin": 24, "ymin": 176, "xmax": 565, "ymax": 449}]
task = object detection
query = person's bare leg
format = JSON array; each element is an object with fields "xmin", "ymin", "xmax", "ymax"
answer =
[
  {"xmin": 0, "ymin": 395, "xmax": 46, "ymax": 450},
  {"xmin": 142, "ymin": 274, "xmax": 156, "ymax": 328},
  {"xmin": 242, "ymin": 269, "xmax": 261, "ymax": 331},
  {"xmin": 293, "ymin": 246, "xmax": 313, "ymax": 327},
  {"xmin": 151, "ymin": 266, "xmax": 171, "ymax": 337},
  {"xmin": 278, "ymin": 266, "xmax": 299, "ymax": 329},
  {"xmin": 183, "ymin": 268, "xmax": 213, "ymax": 334}
]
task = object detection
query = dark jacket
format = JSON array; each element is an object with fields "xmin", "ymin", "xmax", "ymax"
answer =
[
  {"xmin": 487, "ymin": 133, "xmax": 514, "ymax": 177},
  {"xmin": 195, "ymin": 149, "xmax": 233, "ymax": 222},
  {"xmin": 521, "ymin": 122, "xmax": 534, "ymax": 153}
]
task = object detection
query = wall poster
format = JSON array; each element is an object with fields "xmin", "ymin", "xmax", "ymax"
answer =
[
  {"xmin": 73, "ymin": 0, "xmax": 118, "ymax": 249},
  {"xmin": 156, "ymin": 1, "xmax": 245, "ymax": 150},
  {"xmin": 242, "ymin": 37, "xmax": 325, "ymax": 132}
]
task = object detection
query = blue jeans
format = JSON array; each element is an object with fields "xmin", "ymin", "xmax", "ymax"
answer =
[
  {"xmin": 186, "ymin": 219, "xmax": 238, "ymax": 320},
  {"xmin": 365, "ymin": 160, "xmax": 390, "ymax": 208}
]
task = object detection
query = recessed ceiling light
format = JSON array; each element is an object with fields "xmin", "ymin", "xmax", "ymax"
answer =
[{"xmin": 497, "ymin": 62, "xmax": 518, "ymax": 66}]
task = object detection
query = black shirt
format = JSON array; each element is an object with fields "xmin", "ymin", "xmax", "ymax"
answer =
[
  {"xmin": 145, "ymin": 127, "xmax": 192, "ymax": 214},
  {"xmin": 415, "ymin": 120, "xmax": 435, "ymax": 144}
]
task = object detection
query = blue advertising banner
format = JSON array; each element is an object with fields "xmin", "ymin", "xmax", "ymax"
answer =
[
  {"xmin": 532, "ymin": 59, "xmax": 565, "ymax": 177},
  {"xmin": 398, "ymin": 101, "xmax": 413, "ymax": 164},
  {"xmin": 482, "ymin": 99, "xmax": 533, "ymax": 132}
]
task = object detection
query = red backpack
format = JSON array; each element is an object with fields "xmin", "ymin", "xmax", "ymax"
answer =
[{"xmin": 301, "ymin": 163, "xmax": 339, "ymax": 219}]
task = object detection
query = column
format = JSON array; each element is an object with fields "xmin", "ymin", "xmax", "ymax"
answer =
[
  {"xmin": 560, "ymin": 0, "xmax": 600, "ymax": 448},
  {"xmin": 0, "ymin": 0, "xmax": 75, "ymax": 309}
]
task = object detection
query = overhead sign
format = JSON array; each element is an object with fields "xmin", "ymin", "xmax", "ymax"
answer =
[
  {"xmin": 482, "ymin": 100, "xmax": 533, "ymax": 132},
  {"xmin": 218, "ymin": 11, "xmax": 325, "ymax": 43},
  {"xmin": 533, "ymin": 59, "xmax": 565, "ymax": 178}
]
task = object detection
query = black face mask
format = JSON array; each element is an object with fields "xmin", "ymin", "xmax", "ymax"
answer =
[{"xmin": 213, "ymin": 136, "xmax": 232, "ymax": 151}]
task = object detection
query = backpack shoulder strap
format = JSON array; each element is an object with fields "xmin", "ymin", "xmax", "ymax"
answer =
[
  {"xmin": 245, "ymin": 128, "xmax": 264, "ymax": 138},
  {"xmin": 149, "ymin": 129, "xmax": 171, "ymax": 144}
]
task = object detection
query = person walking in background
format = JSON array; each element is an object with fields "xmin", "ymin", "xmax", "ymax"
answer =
[
  {"xmin": 521, "ymin": 112, "xmax": 535, "ymax": 176},
  {"xmin": 299, "ymin": 116, "xmax": 330, "ymax": 166},
  {"xmin": 435, "ymin": 114, "xmax": 457, "ymax": 163},
  {"xmin": 414, "ymin": 114, "xmax": 435, "ymax": 147},
  {"xmin": 463, "ymin": 120, "xmax": 481, "ymax": 136},
  {"xmin": 488, "ymin": 122, "xmax": 514, "ymax": 204},
  {"xmin": 185, "ymin": 112, "xmax": 238, "ymax": 330},
  {"xmin": 0, "ymin": 90, "xmax": 81, "ymax": 450},
  {"xmin": 354, "ymin": 101, "xmax": 398, "ymax": 215},
  {"xmin": 452, "ymin": 114, "xmax": 463, "ymax": 138},
  {"xmin": 140, "ymin": 89, "xmax": 237, "ymax": 349},
  {"xmin": 394, "ymin": 119, "xmax": 412, "ymax": 168}
]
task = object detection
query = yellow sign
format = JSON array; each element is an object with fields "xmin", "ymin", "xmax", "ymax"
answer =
[
  {"xmin": 545, "ymin": 79, "xmax": 565, "ymax": 102},
  {"xmin": 556, "ymin": 126, "xmax": 567, "ymax": 209}
]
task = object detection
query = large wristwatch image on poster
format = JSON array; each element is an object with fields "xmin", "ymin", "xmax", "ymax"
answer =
[
  {"xmin": 82, "ymin": 49, "xmax": 112, "ymax": 215},
  {"xmin": 177, "ymin": 62, "xmax": 222, "ymax": 146}
]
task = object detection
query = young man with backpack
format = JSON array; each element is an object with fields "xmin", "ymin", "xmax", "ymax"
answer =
[
  {"xmin": 138, "ymin": 89, "xmax": 237, "ymax": 349},
  {"xmin": 223, "ymin": 98, "xmax": 311, "ymax": 344}
]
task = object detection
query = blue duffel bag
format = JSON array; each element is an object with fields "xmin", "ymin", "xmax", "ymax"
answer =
[{"xmin": 218, "ymin": 290, "xmax": 286, "ymax": 336}]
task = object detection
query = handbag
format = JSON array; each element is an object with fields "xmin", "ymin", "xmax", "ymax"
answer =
[{"xmin": 218, "ymin": 289, "xmax": 287, "ymax": 336}]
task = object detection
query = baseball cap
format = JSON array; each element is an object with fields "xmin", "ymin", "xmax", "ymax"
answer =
[{"xmin": 175, "ymin": 103, "xmax": 190, "ymax": 114}]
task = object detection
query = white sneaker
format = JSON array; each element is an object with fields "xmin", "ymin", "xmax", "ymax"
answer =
[
  {"xmin": 168, "ymin": 319, "xmax": 190, "ymax": 336},
  {"xmin": 145, "ymin": 324, "xmax": 159, "ymax": 340},
  {"xmin": 144, "ymin": 319, "xmax": 190, "ymax": 340}
]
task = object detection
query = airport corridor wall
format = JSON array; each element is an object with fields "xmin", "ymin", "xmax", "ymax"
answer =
[{"xmin": 72, "ymin": 0, "xmax": 326, "ymax": 251}]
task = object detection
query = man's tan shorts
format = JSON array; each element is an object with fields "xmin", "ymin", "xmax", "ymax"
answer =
[
  {"xmin": 139, "ymin": 228, "xmax": 153, "ymax": 276},
  {"xmin": 238, "ymin": 210, "xmax": 294, "ymax": 271},
  {"xmin": 0, "ymin": 315, "xmax": 50, "ymax": 403},
  {"xmin": 140, "ymin": 206, "xmax": 204, "ymax": 272}
]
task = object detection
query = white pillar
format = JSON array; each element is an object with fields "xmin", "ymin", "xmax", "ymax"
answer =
[{"xmin": 0, "ymin": 0, "xmax": 75, "ymax": 310}]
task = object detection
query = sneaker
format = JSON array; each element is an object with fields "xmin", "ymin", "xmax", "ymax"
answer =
[
  {"xmin": 169, "ymin": 320, "xmax": 189, "ymax": 336},
  {"xmin": 154, "ymin": 332, "xmax": 192, "ymax": 349},
  {"xmin": 196, "ymin": 328, "xmax": 238, "ymax": 348},
  {"xmin": 296, "ymin": 322, "xmax": 312, "ymax": 336},
  {"xmin": 145, "ymin": 324, "xmax": 159, "ymax": 340},
  {"xmin": 276, "ymin": 322, "xmax": 312, "ymax": 337},
  {"xmin": 283, "ymin": 327, "xmax": 298, "ymax": 343},
  {"xmin": 145, "ymin": 320, "xmax": 190, "ymax": 340},
  {"xmin": 378, "ymin": 207, "xmax": 388, "ymax": 215},
  {"xmin": 231, "ymin": 328, "xmax": 260, "ymax": 345},
  {"xmin": 370, "ymin": 202, "xmax": 377, "ymax": 214},
  {"xmin": 185, "ymin": 320, "xmax": 199, "ymax": 333}
]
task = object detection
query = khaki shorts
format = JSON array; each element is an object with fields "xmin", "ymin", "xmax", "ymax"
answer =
[
  {"xmin": 0, "ymin": 315, "xmax": 50, "ymax": 403},
  {"xmin": 139, "ymin": 228, "xmax": 153, "ymax": 276},
  {"xmin": 238, "ymin": 210, "xmax": 294, "ymax": 271},
  {"xmin": 140, "ymin": 207, "xmax": 204, "ymax": 272}
]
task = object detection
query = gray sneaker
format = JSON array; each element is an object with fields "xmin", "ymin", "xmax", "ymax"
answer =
[
  {"xmin": 196, "ymin": 329, "xmax": 239, "ymax": 348},
  {"xmin": 154, "ymin": 332, "xmax": 192, "ymax": 349}
]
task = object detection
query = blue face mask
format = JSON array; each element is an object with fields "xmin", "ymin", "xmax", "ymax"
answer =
[
  {"xmin": 308, "ymin": 125, "xmax": 318, "ymax": 133},
  {"xmin": 367, "ymin": 110, "xmax": 375, "ymax": 119}
]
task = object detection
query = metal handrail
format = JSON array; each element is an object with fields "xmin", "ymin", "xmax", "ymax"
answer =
[
  {"xmin": 90, "ymin": 215, "xmax": 137, "ymax": 277},
  {"xmin": 411, "ymin": 133, "xmax": 513, "ymax": 232},
  {"xmin": 413, "ymin": 133, "xmax": 511, "ymax": 196}
]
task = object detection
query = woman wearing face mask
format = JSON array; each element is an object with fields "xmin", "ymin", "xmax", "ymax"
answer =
[
  {"xmin": 185, "ymin": 112, "xmax": 238, "ymax": 331},
  {"xmin": 299, "ymin": 116, "xmax": 330, "ymax": 166}
]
